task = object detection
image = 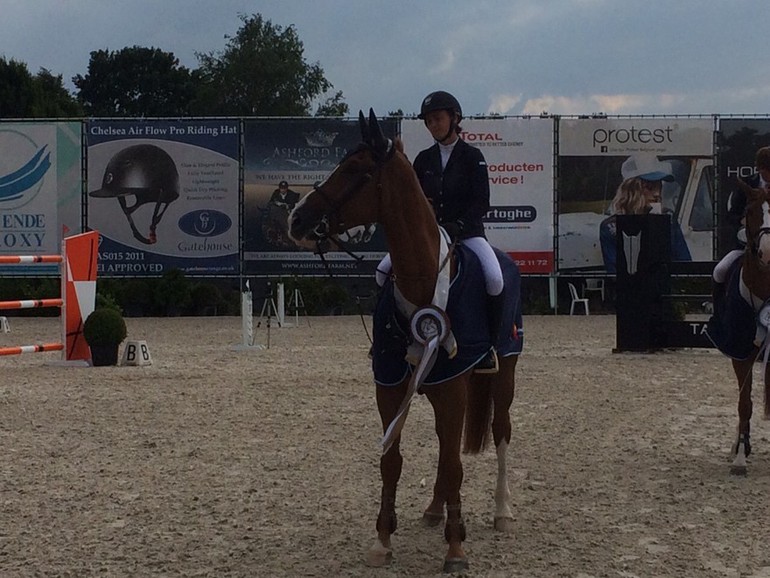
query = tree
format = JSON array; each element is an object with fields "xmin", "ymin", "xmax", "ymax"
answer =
[
  {"xmin": 0, "ymin": 58, "xmax": 34, "ymax": 117},
  {"xmin": 31, "ymin": 69, "xmax": 82, "ymax": 117},
  {"xmin": 0, "ymin": 58, "xmax": 81, "ymax": 118},
  {"xmin": 73, "ymin": 47, "xmax": 199, "ymax": 116},
  {"xmin": 193, "ymin": 13, "xmax": 346, "ymax": 116},
  {"xmin": 315, "ymin": 90, "xmax": 349, "ymax": 117}
]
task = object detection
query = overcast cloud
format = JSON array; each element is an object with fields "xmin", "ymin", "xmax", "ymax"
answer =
[{"xmin": 2, "ymin": 0, "xmax": 768, "ymax": 117}]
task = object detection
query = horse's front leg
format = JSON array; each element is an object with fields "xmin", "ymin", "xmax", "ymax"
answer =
[
  {"xmin": 731, "ymin": 357, "xmax": 754, "ymax": 475},
  {"xmin": 491, "ymin": 355, "xmax": 517, "ymax": 532},
  {"xmin": 366, "ymin": 380, "xmax": 408, "ymax": 567},
  {"xmin": 425, "ymin": 378, "xmax": 469, "ymax": 574}
]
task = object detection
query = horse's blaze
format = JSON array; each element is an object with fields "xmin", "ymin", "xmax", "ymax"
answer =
[{"xmin": 287, "ymin": 202, "xmax": 316, "ymax": 244}]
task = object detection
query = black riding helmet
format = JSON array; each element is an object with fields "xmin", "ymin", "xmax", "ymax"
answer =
[
  {"xmin": 89, "ymin": 144, "xmax": 180, "ymax": 245},
  {"xmin": 418, "ymin": 91, "xmax": 463, "ymax": 121},
  {"xmin": 418, "ymin": 91, "xmax": 463, "ymax": 142}
]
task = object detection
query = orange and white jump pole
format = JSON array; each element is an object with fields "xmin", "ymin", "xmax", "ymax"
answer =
[
  {"xmin": 0, "ymin": 343, "xmax": 64, "ymax": 356},
  {"xmin": 0, "ymin": 231, "xmax": 99, "ymax": 362}
]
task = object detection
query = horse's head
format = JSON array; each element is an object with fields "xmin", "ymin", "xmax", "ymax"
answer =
[
  {"xmin": 739, "ymin": 178, "xmax": 770, "ymax": 266},
  {"xmin": 288, "ymin": 109, "xmax": 401, "ymax": 248}
]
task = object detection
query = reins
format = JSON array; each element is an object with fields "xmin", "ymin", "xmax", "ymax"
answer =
[
  {"xmin": 308, "ymin": 139, "xmax": 455, "ymax": 347},
  {"xmin": 309, "ymin": 142, "xmax": 396, "ymax": 345}
]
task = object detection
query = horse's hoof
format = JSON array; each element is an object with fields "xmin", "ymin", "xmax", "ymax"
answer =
[
  {"xmin": 730, "ymin": 464, "xmax": 748, "ymax": 476},
  {"xmin": 494, "ymin": 516, "xmax": 514, "ymax": 532},
  {"xmin": 365, "ymin": 542, "xmax": 393, "ymax": 567},
  {"xmin": 422, "ymin": 511, "xmax": 445, "ymax": 527},
  {"xmin": 443, "ymin": 557, "xmax": 469, "ymax": 574}
]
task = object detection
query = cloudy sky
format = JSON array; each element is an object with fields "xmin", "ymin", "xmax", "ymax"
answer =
[{"xmin": 2, "ymin": 0, "xmax": 769, "ymax": 117}]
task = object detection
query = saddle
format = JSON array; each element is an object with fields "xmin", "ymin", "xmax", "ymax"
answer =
[{"xmin": 371, "ymin": 245, "xmax": 523, "ymax": 386}]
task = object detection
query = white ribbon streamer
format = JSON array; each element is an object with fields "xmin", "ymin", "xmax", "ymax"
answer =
[{"xmin": 381, "ymin": 334, "xmax": 440, "ymax": 454}]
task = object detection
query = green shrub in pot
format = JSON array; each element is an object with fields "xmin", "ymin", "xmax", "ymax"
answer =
[{"xmin": 83, "ymin": 308, "xmax": 128, "ymax": 366}]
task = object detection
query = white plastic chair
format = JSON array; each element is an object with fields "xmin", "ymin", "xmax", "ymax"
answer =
[
  {"xmin": 568, "ymin": 283, "xmax": 589, "ymax": 315},
  {"xmin": 582, "ymin": 278, "xmax": 605, "ymax": 301}
]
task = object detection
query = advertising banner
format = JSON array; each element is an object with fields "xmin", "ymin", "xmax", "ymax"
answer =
[
  {"xmin": 0, "ymin": 122, "xmax": 81, "ymax": 275},
  {"xmin": 401, "ymin": 117, "xmax": 554, "ymax": 274},
  {"xmin": 558, "ymin": 117, "xmax": 714, "ymax": 273},
  {"xmin": 86, "ymin": 120, "xmax": 239, "ymax": 277},
  {"xmin": 243, "ymin": 118, "xmax": 395, "ymax": 277},
  {"xmin": 716, "ymin": 118, "xmax": 770, "ymax": 258}
]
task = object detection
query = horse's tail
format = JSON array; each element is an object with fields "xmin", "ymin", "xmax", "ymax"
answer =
[{"xmin": 464, "ymin": 374, "xmax": 493, "ymax": 454}]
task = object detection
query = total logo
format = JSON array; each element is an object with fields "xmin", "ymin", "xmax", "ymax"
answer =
[
  {"xmin": 0, "ymin": 130, "xmax": 51, "ymax": 208},
  {"xmin": 178, "ymin": 209, "xmax": 232, "ymax": 237},
  {"xmin": 460, "ymin": 132, "xmax": 503, "ymax": 142}
]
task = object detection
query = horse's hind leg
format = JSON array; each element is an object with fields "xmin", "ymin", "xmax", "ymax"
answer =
[
  {"xmin": 491, "ymin": 354, "xmax": 517, "ymax": 532},
  {"xmin": 762, "ymin": 363, "xmax": 770, "ymax": 419},
  {"xmin": 731, "ymin": 358, "xmax": 754, "ymax": 476},
  {"xmin": 365, "ymin": 381, "xmax": 409, "ymax": 567}
]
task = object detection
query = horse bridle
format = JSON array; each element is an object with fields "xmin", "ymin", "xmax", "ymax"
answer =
[
  {"xmin": 747, "ymin": 200, "xmax": 770, "ymax": 258},
  {"xmin": 309, "ymin": 141, "xmax": 395, "ymax": 244}
]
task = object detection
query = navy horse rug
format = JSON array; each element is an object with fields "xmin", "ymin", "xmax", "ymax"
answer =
[
  {"xmin": 371, "ymin": 245, "xmax": 524, "ymax": 386},
  {"xmin": 706, "ymin": 259, "xmax": 758, "ymax": 360}
]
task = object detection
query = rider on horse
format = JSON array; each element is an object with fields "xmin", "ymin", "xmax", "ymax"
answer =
[
  {"xmin": 712, "ymin": 146, "xmax": 770, "ymax": 318},
  {"xmin": 377, "ymin": 90, "xmax": 504, "ymax": 373}
]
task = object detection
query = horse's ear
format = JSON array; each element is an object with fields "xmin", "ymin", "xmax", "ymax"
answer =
[
  {"xmin": 359, "ymin": 110, "xmax": 370, "ymax": 143},
  {"xmin": 368, "ymin": 108, "xmax": 390, "ymax": 156}
]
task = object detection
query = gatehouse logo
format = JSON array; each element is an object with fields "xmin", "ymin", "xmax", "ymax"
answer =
[
  {"xmin": 178, "ymin": 209, "xmax": 232, "ymax": 237},
  {"xmin": 0, "ymin": 131, "xmax": 51, "ymax": 207}
]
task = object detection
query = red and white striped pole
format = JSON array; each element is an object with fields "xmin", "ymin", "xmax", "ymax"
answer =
[
  {"xmin": 0, "ymin": 255, "xmax": 63, "ymax": 264},
  {"xmin": 0, "ymin": 343, "xmax": 64, "ymax": 356}
]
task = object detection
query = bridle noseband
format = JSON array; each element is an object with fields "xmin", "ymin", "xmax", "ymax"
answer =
[{"xmin": 747, "ymin": 198, "xmax": 770, "ymax": 260}]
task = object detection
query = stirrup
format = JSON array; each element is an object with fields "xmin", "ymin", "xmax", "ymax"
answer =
[{"xmin": 474, "ymin": 348, "xmax": 499, "ymax": 374}]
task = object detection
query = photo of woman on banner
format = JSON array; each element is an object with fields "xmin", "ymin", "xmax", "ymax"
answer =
[{"xmin": 599, "ymin": 153, "xmax": 691, "ymax": 273}]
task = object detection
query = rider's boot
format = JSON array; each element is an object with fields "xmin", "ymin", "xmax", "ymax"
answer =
[
  {"xmin": 712, "ymin": 280, "xmax": 726, "ymax": 319},
  {"xmin": 475, "ymin": 293, "xmax": 505, "ymax": 374}
]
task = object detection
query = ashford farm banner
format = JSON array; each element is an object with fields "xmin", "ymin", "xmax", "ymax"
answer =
[
  {"xmin": 242, "ymin": 118, "xmax": 395, "ymax": 277},
  {"xmin": 558, "ymin": 117, "xmax": 714, "ymax": 272},
  {"xmin": 86, "ymin": 120, "xmax": 239, "ymax": 277},
  {"xmin": 401, "ymin": 117, "xmax": 554, "ymax": 274}
]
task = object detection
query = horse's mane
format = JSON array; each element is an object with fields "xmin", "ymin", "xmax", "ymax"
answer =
[{"xmin": 386, "ymin": 137, "xmax": 435, "ymax": 217}]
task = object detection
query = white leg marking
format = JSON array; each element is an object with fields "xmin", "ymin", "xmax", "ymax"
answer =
[{"xmin": 495, "ymin": 440, "xmax": 514, "ymax": 522}]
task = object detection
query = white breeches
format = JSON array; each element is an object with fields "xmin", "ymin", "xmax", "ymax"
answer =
[
  {"xmin": 463, "ymin": 237, "xmax": 504, "ymax": 296},
  {"xmin": 375, "ymin": 236, "xmax": 504, "ymax": 296},
  {"xmin": 713, "ymin": 249, "xmax": 743, "ymax": 283}
]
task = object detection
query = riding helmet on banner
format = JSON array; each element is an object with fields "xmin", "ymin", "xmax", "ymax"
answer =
[
  {"xmin": 418, "ymin": 90, "xmax": 463, "ymax": 121},
  {"xmin": 89, "ymin": 144, "xmax": 180, "ymax": 245}
]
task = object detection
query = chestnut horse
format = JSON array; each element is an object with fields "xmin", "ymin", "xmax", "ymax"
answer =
[
  {"xmin": 288, "ymin": 110, "xmax": 521, "ymax": 573},
  {"xmin": 708, "ymin": 179, "xmax": 770, "ymax": 475}
]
